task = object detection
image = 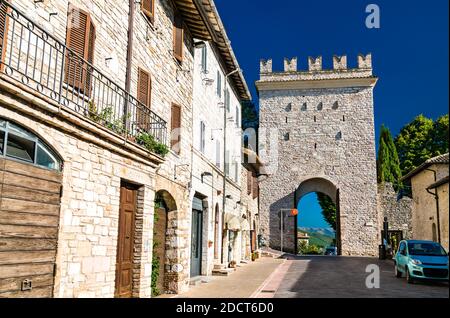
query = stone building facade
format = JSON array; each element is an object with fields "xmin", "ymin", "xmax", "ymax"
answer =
[
  {"xmin": 256, "ymin": 55, "xmax": 379, "ymax": 256},
  {"xmin": 190, "ymin": 33, "xmax": 251, "ymax": 277},
  {"xmin": 377, "ymin": 183, "xmax": 413, "ymax": 253},
  {"xmin": 0, "ymin": 0, "xmax": 251, "ymax": 298},
  {"xmin": 402, "ymin": 153, "xmax": 449, "ymax": 251}
]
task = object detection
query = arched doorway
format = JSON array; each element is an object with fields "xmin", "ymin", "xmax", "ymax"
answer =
[
  {"xmin": 153, "ymin": 190, "xmax": 177, "ymax": 296},
  {"xmin": 295, "ymin": 178, "xmax": 341, "ymax": 256},
  {"xmin": 214, "ymin": 204, "xmax": 220, "ymax": 260}
]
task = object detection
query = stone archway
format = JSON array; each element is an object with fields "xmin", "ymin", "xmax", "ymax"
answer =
[
  {"xmin": 154, "ymin": 190, "xmax": 177, "ymax": 295},
  {"xmin": 295, "ymin": 178, "xmax": 341, "ymax": 255},
  {"xmin": 214, "ymin": 204, "xmax": 220, "ymax": 260}
]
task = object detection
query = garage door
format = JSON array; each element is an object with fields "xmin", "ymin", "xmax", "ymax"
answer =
[{"xmin": 0, "ymin": 158, "xmax": 62, "ymax": 297}]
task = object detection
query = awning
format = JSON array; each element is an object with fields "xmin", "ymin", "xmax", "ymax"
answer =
[
  {"xmin": 224, "ymin": 213, "xmax": 241, "ymax": 231},
  {"xmin": 240, "ymin": 219, "xmax": 250, "ymax": 231}
]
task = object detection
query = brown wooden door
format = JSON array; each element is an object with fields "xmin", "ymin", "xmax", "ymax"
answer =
[{"xmin": 115, "ymin": 184, "xmax": 137, "ymax": 298}]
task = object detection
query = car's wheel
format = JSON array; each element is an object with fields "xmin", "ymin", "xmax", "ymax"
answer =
[
  {"xmin": 406, "ymin": 267, "xmax": 414, "ymax": 284},
  {"xmin": 394, "ymin": 263, "xmax": 402, "ymax": 278}
]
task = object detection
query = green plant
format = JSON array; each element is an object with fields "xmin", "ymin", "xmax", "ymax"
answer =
[
  {"xmin": 88, "ymin": 102, "xmax": 134, "ymax": 135},
  {"xmin": 298, "ymin": 243, "xmax": 322, "ymax": 255},
  {"xmin": 136, "ymin": 132, "xmax": 170, "ymax": 157},
  {"xmin": 151, "ymin": 201, "xmax": 162, "ymax": 297}
]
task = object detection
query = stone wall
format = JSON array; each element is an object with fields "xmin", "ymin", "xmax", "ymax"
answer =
[
  {"xmin": 0, "ymin": 89, "xmax": 158, "ymax": 298},
  {"xmin": 257, "ymin": 55, "xmax": 379, "ymax": 256},
  {"xmin": 436, "ymin": 183, "xmax": 449, "ymax": 251},
  {"xmin": 377, "ymin": 183, "xmax": 413, "ymax": 240},
  {"xmin": 410, "ymin": 164, "xmax": 449, "ymax": 249},
  {"xmin": 2, "ymin": 0, "xmax": 197, "ymax": 297}
]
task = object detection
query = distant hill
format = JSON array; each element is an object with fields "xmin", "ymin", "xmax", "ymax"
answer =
[{"xmin": 299, "ymin": 227, "xmax": 336, "ymax": 248}]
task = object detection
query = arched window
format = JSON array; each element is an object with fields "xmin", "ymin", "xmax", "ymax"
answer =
[{"xmin": 0, "ymin": 119, "xmax": 62, "ymax": 171}]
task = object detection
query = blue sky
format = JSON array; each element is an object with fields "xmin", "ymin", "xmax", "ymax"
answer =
[{"xmin": 216, "ymin": 0, "xmax": 449, "ymax": 228}]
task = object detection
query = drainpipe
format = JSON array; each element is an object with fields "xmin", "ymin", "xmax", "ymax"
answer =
[
  {"xmin": 425, "ymin": 168, "xmax": 441, "ymax": 244},
  {"xmin": 124, "ymin": 0, "xmax": 135, "ymax": 126}
]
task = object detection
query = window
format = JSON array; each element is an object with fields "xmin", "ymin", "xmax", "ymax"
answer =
[
  {"xmin": 225, "ymin": 89, "xmax": 230, "ymax": 112},
  {"xmin": 225, "ymin": 150, "xmax": 230, "ymax": 176},
  {"xmin": 301, "ymin": 103, "xmax": 307, "ymax": 111},
  {"xmin": 201, "ymin": 46, "xmax": 207, "ymax": 73},
  {"xmin": 137, "ymin": 68, "xmax": 152, "ymax": 130},
  {"xmin": 141, "ymin": 0, "xmax": 155, "ymax": 23},
  {"xmin": 216, "ymin": 71, "xmax": 222, "ymax": 97},
  {"xmin": 215, "ymin": 140, "xmax": 220, "ymax": 168},
  {"xmin": 173, "ymin": 13, "xmax": 183, "ymax": 63},
  {"xmin": 252, "ymin": 174, "xmax": 258, "ymax": 199},
  {"xmin": 65, "ymin": 5, "xmax": 96, "ymax": 96},
  {"xmin": 171, "ymin": 104, "xmax": 181, "ymax": 154},
  {"xmin": 0, "ymin": 119, "xmax": 62, "ymax": 170},
  {"xmin": 234, "ymin": 160, "xmax": 238, "ymax": 183},
  {"xmin": 200, "ymin": 121, "xmax": 206, "ymax": 153},
  {"xmin": 317, "ymin": 102, "xmax": 323, "ymax": 111},
  {"xmin": 247, "ymin": 170, "xmax": 252, "ymax": 195},
  {"xmin": 235, "ymin": 106, "xmax": 240, "ymax": 128}
]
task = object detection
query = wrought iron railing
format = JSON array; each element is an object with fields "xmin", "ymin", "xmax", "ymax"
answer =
[{"xmin": 0, "ymin": 0, "xmax": 167, "ymax": 147}]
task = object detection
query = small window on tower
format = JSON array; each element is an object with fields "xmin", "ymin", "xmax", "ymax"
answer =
[
  {"xmin": 284, "ymin": 133, "xmax": 290, "ymax": 141},
  {"xmin": 317, "ymin": 102, "xmax": 323, "ymax": 111},
  {"xmin": 333, "ymin": 101, "xmax": 339, "ymax": 110},
  {"xmin": 301, "ymin": 103, "xmax": 307, "ymax": 111},
  {"xmin": 285, "ymin": 103, "xmax": 292, "ymax": 112}
]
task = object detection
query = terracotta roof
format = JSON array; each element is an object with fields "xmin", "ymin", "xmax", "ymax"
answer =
[
  {"xmin": 402, "ymin": 153, "xmax": 449, "ymax": 181},
  {"xmin": 428, "ymin": 176, "xmax": 449, "ymax": 190},
  {"xmin": 173, "ymin": 0, "xmax": 251, "ymax": 101}
]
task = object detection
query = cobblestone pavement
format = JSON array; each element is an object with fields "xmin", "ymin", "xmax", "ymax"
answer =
[
  {"xmin": 176, "ymin": 257, "xmax": 284, "ymax": 298},
  {"xmin": 273, "ymin": 256, "xmax": 449, "ymax": 298}
]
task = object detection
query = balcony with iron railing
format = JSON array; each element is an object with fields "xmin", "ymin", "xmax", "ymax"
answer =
[{"xmin": 0, "ymin": 0, "xmax": 168, "ymax": 156}]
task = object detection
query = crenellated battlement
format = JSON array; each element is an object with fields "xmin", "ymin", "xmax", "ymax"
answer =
[{"xmin": 260, "ymin": 54, "xmax": 373, "ymax": 74}]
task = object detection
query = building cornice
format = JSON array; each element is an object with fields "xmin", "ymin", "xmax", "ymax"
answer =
[{"xmin": 256, "ymin": 77, "xmax": 378, "ymax": 91}]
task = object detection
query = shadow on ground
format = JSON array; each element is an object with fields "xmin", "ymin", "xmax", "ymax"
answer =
[{"xmin": 274, "ymin": 255, "xmax": 448, "ymax": 298}]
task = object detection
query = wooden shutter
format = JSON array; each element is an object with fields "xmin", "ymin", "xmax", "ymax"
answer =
[
  {"xmin": 247, "ymin": 170, "xmax": 252, "ymax": 195},
  {"xmin": 137, "ymin": 68, "xmax": 151, "ymax": 130},
  {"xmin": 252, "ymin": 174, "xmax": 258, "ymax": 199},
  {"xmin": 171, "ymin": 104, "xmax": 181, "ymax": 153},
  {"xmin": 65, "ymin": 5, "xmax": 96, "ymax": 96},
  {"xmin": 141, "ymin": 0, "xmax": 154, "ymax": 23},
  {"xmin": 0, "ymin": 1, "xmax": 8, "ymax": 66},
  {"xmin": 173, "ymin": 13, "xmax": 183, "ymax": 62}
]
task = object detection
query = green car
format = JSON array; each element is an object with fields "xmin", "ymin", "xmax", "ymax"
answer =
[{"xmin": 394, "ymin": 240, "xmax": 449, "ymax": 283}]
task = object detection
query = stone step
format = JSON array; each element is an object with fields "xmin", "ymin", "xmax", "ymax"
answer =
[
  {"xmin": 189, "ymin": 276, "xmax": 211, "ymax": 286},
  {"xmin": 212, "ymin": 268, "xmax": 235, "ymax": 276},
  {"xmin": 213, "ymin": 264, "xmax": 227, "ymax": 270}
]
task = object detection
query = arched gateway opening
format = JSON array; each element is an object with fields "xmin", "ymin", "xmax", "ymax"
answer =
[
  {"xmin": 295, "ymin": 178, "xmax": 341, "ymax": 256},
  {"xmin": 153, "ymin": 190, "xmax": 177, "ymax": 296},
  {"xmin": 274, "ymin": 178, "xmax": 342, "ymax": 256}
]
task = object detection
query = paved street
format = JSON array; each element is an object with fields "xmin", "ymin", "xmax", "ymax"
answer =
[
  {"xmin": 274, "ymin": 256, "xmax": 449, "ymax": 298},
  {"xmin": 176, "ymin": 257, "xmax": 285, "ymax": 298}
]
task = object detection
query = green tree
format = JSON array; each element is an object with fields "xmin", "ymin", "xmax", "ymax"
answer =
[
  {"xmin": 241, "ymin": 101, "xmax": 258, "ymax": 130},
  {"xmin": 377, "ymin": 125, "xmax": 402, "ymax": 190},
  {"xmin": 317, "ymin": 193, "xmax": 336, "ymax": 231},
  {"xmin": 395, "ymin": 114, "xmax": 449, "ymax": 176},
  {"xmin": 431, "ymin": 114, "xmax": 449, "ymax": 155}
]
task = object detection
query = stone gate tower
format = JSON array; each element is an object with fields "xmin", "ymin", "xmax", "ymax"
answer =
[{"xmin": 256, "ymin": 54, "xmax": 379, "ymax": 256}]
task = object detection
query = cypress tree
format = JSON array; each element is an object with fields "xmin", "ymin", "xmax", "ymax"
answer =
[{"xmin": 377, "ymin": 125, "xmax": 402, "ymax": 190}]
